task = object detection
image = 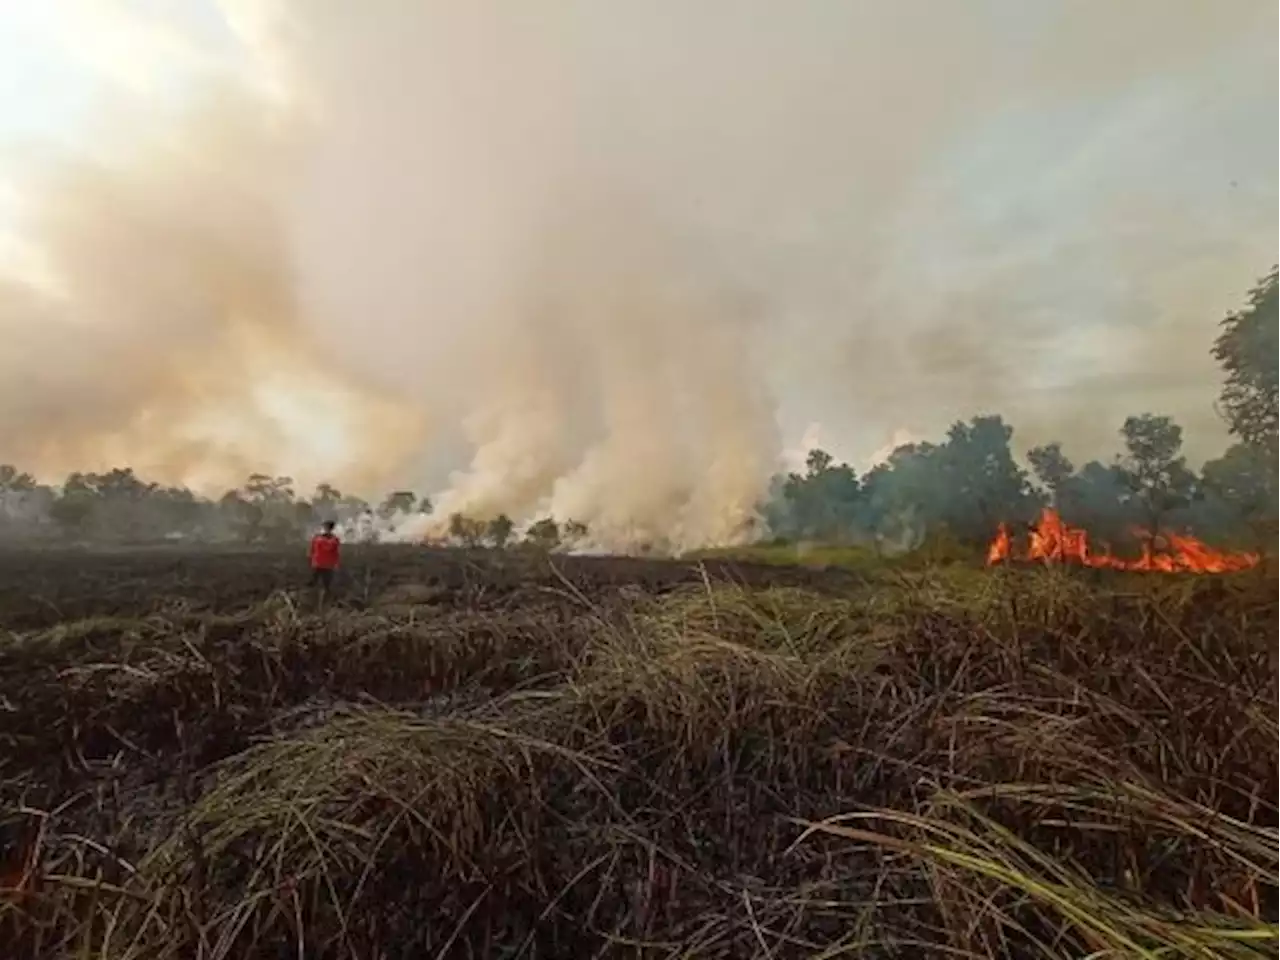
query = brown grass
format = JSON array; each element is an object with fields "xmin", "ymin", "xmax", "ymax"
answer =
[{"xmin": 0, "ymin": 547, "xmax": 1275, "ymax": 958}]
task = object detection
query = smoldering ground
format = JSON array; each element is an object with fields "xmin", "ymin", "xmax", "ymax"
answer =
[{"xmin": 0, "ymin": 0, "xmax": 1273, "ymax": 548}]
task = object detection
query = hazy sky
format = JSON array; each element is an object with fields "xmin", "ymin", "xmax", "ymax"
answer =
[
  {"xmin": 0, "ymin": 3, "xmax": 242, "ymax": 138},
  {"xmin": 0, "ymin": 1, "xmax": 243, "ymax": 274},
  {"xmin": 0, "ymin": 1, "xmax": 1274, "ymax": 534}
]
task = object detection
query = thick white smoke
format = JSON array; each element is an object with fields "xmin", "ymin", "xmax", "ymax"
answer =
[{"xmin": 0, "ymin": 1, "xmax": 1274, "ymax": 549}]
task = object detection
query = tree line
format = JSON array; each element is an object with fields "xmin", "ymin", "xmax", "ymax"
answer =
[
  {"xmin": 0, "ymin": 469, "xmax": 402, "ymax": 545},
  {"xmin": 767, "ymin": 268, "xmax": 1276, "ymax": 552},
  {"xmin": 0, "ymin": 461, "xmax": 608, "ymax": 552},
  {"xmin": 0, "ymin": 467, "xmax": 596, "ymax": 551},
  {"xmin": 0, "ymin": 268, "xmax": 1274, "ymax": 553},
  {"xmin": 765, "ymin": 410, "xmax": 1271, "ymax": 553}
]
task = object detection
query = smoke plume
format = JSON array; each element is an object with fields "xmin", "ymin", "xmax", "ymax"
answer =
[{"xmin": 0, "ymin": 0, "xmax": 1274, "ymax": 548}]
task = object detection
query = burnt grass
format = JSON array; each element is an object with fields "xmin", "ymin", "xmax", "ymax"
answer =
[{"xmin": 0, "ymin": 545, "xmax": 1275, "ymax": 959}]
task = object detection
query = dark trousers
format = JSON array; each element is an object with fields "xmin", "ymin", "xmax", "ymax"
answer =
[{"xmin": 310, "ymin": 567, "xmax": 336, "ymax": 592}]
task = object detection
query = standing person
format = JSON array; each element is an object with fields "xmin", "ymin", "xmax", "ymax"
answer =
[{"xmin": 309, "ymin": 520, "xmax": 341, "ymax": 604}]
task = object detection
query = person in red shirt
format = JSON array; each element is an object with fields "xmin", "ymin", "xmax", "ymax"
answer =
[{"xmin": 309, "ymin": 520, "xmax": 341, "ymax": 599}]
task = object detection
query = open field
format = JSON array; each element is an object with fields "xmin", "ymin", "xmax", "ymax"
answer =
[{"xmin": 1, "ymin": 546, "xmax": 1276, "ymax": 959}]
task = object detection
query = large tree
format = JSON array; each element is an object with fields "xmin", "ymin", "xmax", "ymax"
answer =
[
  {"xmin": 448, "ymin": 512, "xmax": 486, "ymax": 547},
  {"xmin": 1206, "ymin": 267, "xmax": 1277, "ymax": 553},
  {"xmin": 1027, "ymin": 442, "xmax": 1075, "ymax": 501},
  {"xmin": 1200, "ymin": 442, "xmax": 1278, "ymax": 549},
  {"xmin": 1024, "ymin": 442, "xmax": 1126, "ymax": 537},
  {"xmin": 0, "ymin": 464, "xmax": 48, "ymax": 535},
  {"xmin": 937, "ymin": 415, "xmax": 1039, "ymax": 543},
  {"xmin": 378, "ymin": 490, "xmax": 418, "ymax": 519},
  {"xmin": 1069, "ymin": 460, "xmax": 1136, "ymax": 546},
  {"xmin": 768, "ymin": 448, "xmax": 862, "ymax": 542},
  {"xmin": 1026, "ymin": 441, "xmax": 1136, "ymax": 544},
  {"xmin": 1212, "ymin": 266, "xmax": 1277, "ymax": 459},
  {"xmin": 486, "ymin": 514, "xmax": 515, "ymax": 548},
  {"xmin": 230, "ymin": 474, "xmax": 304, "ymax": 543},
  {"xmin": 56, "ymin": 468, "xmax": 161, "ymax": 539},
  {"xmin": 525, "ymin": 517, "xmax": 561, "ymax": 551},
  {"xmin": 856, "ymin": 442, "xmax": 952, "ymax": 548},
  {"xmin": 1116, "ymin": 414, "xmax": 1195, "ymax": 535},
  {"xmin": 49, "ymin": 492, "xmax": 95, "ymax": 538},
  {"xmin": 0, "ymin": 465, "xmax": 36, "ymax": 492}
]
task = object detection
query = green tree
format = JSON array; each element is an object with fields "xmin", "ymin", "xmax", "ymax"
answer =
[
  {"xmin": 245, "ymin": 474, "xmax": 296, "ymax": 505},
  {"xmin": 447, "ymin": 512, "xmax": 485, "ymax": 547},
  {"xmin": 0, "ymin": 465, "xmax": 48, "ymax": 536},
  {"xmin": 1212, "ymin": 267, "xmax": 1277, "ymax": 459},
  {"xmin": 228, "ymin": 475, "xmax": 301, "ymax": 543},
  {"xmin": 857, "ymin": 443, "xmax": 944, "ymax": 550},
  {"xmin": 1116, "ymin": 414, "xmax": 1195, "ymax": 535},
  {"xmin": 311, "ymin": 483, "xmax": 342, "ymax": 517},
  {"xmin": 1027, "ymin": 442, "xmax": 1075, "ymax": 499},
  {"xmin": 0, "ymin": 465, "xmax": 36, "ymax": 492},
  {"xmin": 1200, "ymin": 442, "xmax": 1278, "ymax": 548},
  {"xmin": 765, "ymin": 447, "xmax": 862, "ymax": 542},
  {"xmin": 803, "ymin": 452, "xmax": 860, "ymax": 541},
  {"xmin": 1209, "ymin": 267, "xmax": 1276, "ymax": 554},
  {"xmin": 151, "ymin": 486, "xmax": 207, "ymax": 538},
  {"xmin": 291, "ymin": 499, "xmax": 316, "ymax": 529},
  {"xmin": 378, "ymin": 490, "xmax": 417, "ymax": 518},
  {"xmin": 219, "ymin": 491, "xmax": 264, "ymax": 543},
  {"xmin": 49, "ymin": 491, "xmax": 95, "ymax": 538},
  {"xmin": 805, "ymin": 448, "xmax": 833, "ymax": 475},
  {"xmin": 1025, "ymin": 442, "xmax": 1135, "ymax": 538},
  {"xmin": 937, "ymin": 415, "xmax": 1039, "ymax": 543},
  {"xmin": 486, "ymin": 513, "xmax": 515, "ymax": 548},
  {"xmin": 525, "ymin": 517, "xmax": 561, "ymax": 551},
  {"xmin": 57, "ymin": 468, "xmax": 161, "ymax": 539},
  {"xmin": 1061, "ymin": 460, "xmax": 1134, "ymax": 546}
]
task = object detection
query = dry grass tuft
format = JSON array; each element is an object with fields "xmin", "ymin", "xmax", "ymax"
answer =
[{"xmin": 1, "ymin": 547, "xmax": 1275, "ymax": 958}]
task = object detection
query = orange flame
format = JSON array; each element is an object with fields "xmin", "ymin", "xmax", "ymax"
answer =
[
  {"xmin": 986, "ymin": 508, "xmax": 1260, "ymax": 574},
  {"xmin": 986, "ymin": 522, "xmax": 1011, "ymax": 566}
]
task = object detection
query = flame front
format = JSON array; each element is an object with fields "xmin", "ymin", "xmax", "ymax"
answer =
[{"xmin": 986, "ymin": 508, "xmax": 1260, "ymax": 574}]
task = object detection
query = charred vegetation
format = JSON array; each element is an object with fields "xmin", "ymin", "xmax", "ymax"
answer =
[{"xmin": 1, "ymin": 546, "xmax": 1274, "ymax": 959}]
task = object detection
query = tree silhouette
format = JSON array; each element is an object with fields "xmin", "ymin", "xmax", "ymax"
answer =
[
  {"xmin": 487, "ymin": 514, "xmax": 515, "ymax": 548},
  {"xmin": 1027, "ymin": 443, "xmax": 1075, "ymax": 499},
  {"xmin": 937, "ymin": 415, "xmax": 1039, "ymax": 543},
  {"xmin": 448, "ymin": 512, "xmax": 485, "ymax": 547},
  {"xmin": 1117, "ymin": 415, "xmax": 1195, "ymax": 536},
  {"xmin": 525, "ymin": 518, "xmax": 561, "ymax": 551},
  {"xmin": 378, "ymin": 490, "xmax": 417, "ymax": 518},
  {"xmin": 1213, "ymin": 266, "xmax": 1277, "ymax": 460},
  {"xmin": 1201, "ymin": 442, "xmax": 1278, "ymax": 549}
]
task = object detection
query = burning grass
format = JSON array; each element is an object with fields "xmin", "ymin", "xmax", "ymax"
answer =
[
  {"xmin": 987, "ymin": 508, "xmax": 1262, "ymax": 573},
  {"xmin": 1, "ymin": 547, "xmax": 1275, "ymax": 958}
]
